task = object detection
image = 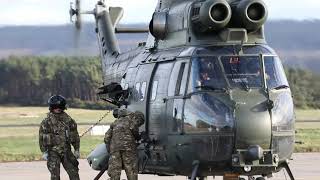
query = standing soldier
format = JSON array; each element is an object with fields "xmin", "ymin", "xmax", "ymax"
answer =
[
  {"xmin": 104, "ymin": 108, "xmax": 145, "ymax": 180},
  {"xmin": 39, "ymin": 95, "xmax": 81, "ymax": 180}
]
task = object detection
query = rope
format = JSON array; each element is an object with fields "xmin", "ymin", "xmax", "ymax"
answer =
[{"xmin": 80, "ymin": 110, "xmax": 111, "ymax": 138}]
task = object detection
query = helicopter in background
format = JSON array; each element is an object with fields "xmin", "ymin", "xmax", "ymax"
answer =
[{"xmin": 69, "ymin": 0, "xmax": 296, "ymax": 179}]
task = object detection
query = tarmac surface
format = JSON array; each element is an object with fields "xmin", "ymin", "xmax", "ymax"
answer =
[{"xmin": 0, "ymin": 153, "xmax": 319, "ymax": 180}]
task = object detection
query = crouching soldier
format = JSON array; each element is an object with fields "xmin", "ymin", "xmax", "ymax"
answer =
[
  {"xmin": 39, "ymin": 95, "xmax": 80, "ymax": 180},
  {"xmin": 104, "ymin": 109, "xmax": 145, "ymax": 180}
]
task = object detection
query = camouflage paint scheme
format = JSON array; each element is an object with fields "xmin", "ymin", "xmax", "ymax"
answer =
[{"xmin": 76, "ymin": 0, "xmax": 295, "ymax": 179}]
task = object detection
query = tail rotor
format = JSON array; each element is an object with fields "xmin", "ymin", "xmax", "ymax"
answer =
[
  {"xmin": 69, "ymin": 0, "xmax": 82, "ymax": 52},
  {"xmin": 70, "ymin": 0, "xmax": 82, "ymax": 30}
]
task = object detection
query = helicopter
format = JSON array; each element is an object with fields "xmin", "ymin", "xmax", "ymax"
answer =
[{"xmin": 69, "ymin": 0, "xmax": 296, "ymax": 180}]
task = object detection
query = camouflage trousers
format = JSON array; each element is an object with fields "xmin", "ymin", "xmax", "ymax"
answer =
[
  {"xmin": 107, "ymin": 150, "xmax": 138, "ymax": 180},
  {"xmin": 47, "ymin": 151, "xmax": 80, "ymax": 180}
]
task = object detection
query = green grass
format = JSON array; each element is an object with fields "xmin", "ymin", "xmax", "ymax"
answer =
[
  {"xmin": 0, "ymin": 106, "xmax": 115, "ymax": 125},
  {"xmin": 295, "ymin": 129, "xmax": 320, "ymax": 152},
  {"xmin": 0, "ymin": 106, "xmax": 319, "ymax": 162},
  {"xmin": 295, "ymin": 109, "xmax": 320, "ymax": 129},
  {"xmin": 0, "ymin": 129, "xmax": 318, "ymax": 162},
  {"xmin": 0, "ymin": 126, "xmax": 95, "ymax": 138},
  {"xmin": 0, "ymin": 136, "xmax": 104, "ymax": 162}
]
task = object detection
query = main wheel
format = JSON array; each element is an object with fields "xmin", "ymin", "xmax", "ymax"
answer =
[
  {"xmin": 198, "ymin": 177, "xmax": 207, "ymax": 180},
  {"xmin": 255, "ymin": 177, "xmax": 266, "ymax": 180}
]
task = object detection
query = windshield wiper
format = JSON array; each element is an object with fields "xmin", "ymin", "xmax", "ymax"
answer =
[
  {"xmin": 239, "ymin": 80, "xmax": 250, "ymax": 91},
  {"xmin": 272, "ymin": 85, "xmax": 289, "ymax": 90},
  {"xmin": 195, "ymin": 85, "xmax": 227, "ymax": 92},
  {"xmin": 229, "ymin": 69, "xmax": 250, "ymax": 91}
]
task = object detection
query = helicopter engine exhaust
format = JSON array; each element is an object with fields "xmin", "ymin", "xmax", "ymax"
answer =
[
  {"xmin": 191, "ymin": 0, "xmax": 232, "ymax": 32},
  {"xmin": 234, "ymin": 0, "xmax": 268, "ymax": 31}
]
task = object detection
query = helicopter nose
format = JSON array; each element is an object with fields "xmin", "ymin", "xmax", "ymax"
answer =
[{"xmin": 234, "ymin": 95, "xmax": 272, "ymax": 150}]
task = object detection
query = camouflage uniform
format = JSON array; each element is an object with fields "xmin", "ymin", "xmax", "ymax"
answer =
[
  {"xmin": 39, "ymin": 112, "xmax": 80, "ymax": 180},
  {"xmin": 104, "ymin": 110, "xmax": 145, "ymax": 180}
]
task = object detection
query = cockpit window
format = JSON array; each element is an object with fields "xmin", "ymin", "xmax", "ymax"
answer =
[
  {"xmin": 184, "ymin": 93, "xmax": 234, "ymax": 133},
  {"xmin": 188, "ymin": 57, "xmax": 226, "ymax": 93},
  {"xmin": 264, "ymin": 56, "xmax": 289, "ymax": 90},
  {"xmin": 221, "ymin": 56, "xmax": 263, "ymax": 88}
]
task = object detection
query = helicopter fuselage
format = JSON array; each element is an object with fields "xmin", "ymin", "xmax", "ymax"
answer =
[
  {"xmin": 77, "ymin": 0, "xmax": 296, "ymax": 179},
  {"xmin": 101, "ymin": 44, "xmax": 294, "ymax": 177}
]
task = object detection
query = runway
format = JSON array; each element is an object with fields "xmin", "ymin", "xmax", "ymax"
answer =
[{"xmin": 0, "ymin": 153, "xmax": 319, "ymax": 180}]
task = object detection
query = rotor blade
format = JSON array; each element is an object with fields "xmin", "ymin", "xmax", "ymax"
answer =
[
  {"xmin": 73, "ymin": 26, "xmax": 81, "ymax": 52},
  {"xmin": 75, "ymin": 0, "xmax": 81, "ymax": 29}
]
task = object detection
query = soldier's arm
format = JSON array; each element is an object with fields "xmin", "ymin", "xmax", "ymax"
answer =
[
  {"xmin": 70, "ymin": 119, "xmax": 80, "ymax": 151},
  {"xmin": 39, "ymin": 120, "xmax": 48, "ymax": 153},
  {"xmin": 104, "ymin": 123, "xmax": 113, "ymax": 145},
  {"xmin": 134, "ymin": 111, "xmax": 145, "ymax": 127},
  {"xmin": 129, "ymin": 120, "xmax": 140, "ymax": 140},
  {"xmin": 131, "ymin": 111, "xmax": 145, "ymax": 140}
]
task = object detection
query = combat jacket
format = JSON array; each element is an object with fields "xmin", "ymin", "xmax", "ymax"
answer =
[
  {"xmin": 39, "ymin": 112, "xmax": 80, "ymax": 154},
  {"xmin": 104, "ymin": 111, "xmax": 144, "ymax": 153}
]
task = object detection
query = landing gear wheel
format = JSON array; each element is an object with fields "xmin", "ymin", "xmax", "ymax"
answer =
[
  {"xmin": 239, "ymin": 178, "xmax": 245, "ymax": 180},
  {"xmin": 255, "ymin": 177, "xmax": 266, "ymax": 180},
  {"xmin": 198, "ymin": 177, "xmax": 207, "ymax": 180}
]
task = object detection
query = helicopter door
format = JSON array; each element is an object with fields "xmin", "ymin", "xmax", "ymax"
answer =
[
  {"xmin": 147, "ymin": 62, "xmax": 174, "ymax": 141},
  {"xmin": 128, "ymin": 63, "xmax": 156, "ymax": 126},
  {"xmin": 165, "ymin": 60, "xmax": 192, "ymax": 167},
  {"xmin": 167, "ymin": 60, "xmax": 190, "ymax": 134}
]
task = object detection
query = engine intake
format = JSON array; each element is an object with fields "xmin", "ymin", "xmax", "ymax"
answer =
[
  {"xmin": 235, "ymin": 0, "xmax": 268, "ymax": 31},
  {"xmin": 192, "ymin": 0, "xmax": 232, "ymax": 32}
]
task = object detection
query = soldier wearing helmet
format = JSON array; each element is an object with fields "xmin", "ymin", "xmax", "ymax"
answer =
[
  {"xmin": 39, "ymin": 95, "xmax": 80, "ymax": 180},
  {"xmin": 104, "ymin": 108, "xmax": 145, "ymax": 180}
]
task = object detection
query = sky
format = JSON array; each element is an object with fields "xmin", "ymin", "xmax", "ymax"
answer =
[{"xmin": 0, "ymin": 0, "xmax": 320, "ymax": 26}]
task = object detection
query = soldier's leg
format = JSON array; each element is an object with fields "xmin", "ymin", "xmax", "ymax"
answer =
[
  {"xmin": 107, "ymin": 151, "xmax": 122, "ymax": 180},
  {"xmin": 47, "ymin": 151, "xmax": 62, "ymax": 180},
  {"xmin": 61, "ymin": 153, "xmax": 80, "ymax": 180},
  {"xmin": 122, "ymin": 151, "xmax": 138, "ymax": 180}
]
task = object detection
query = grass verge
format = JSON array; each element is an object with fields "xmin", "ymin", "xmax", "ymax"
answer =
[
  {"xmin": 0, "ymin": 136, "xmax": 104, "ymax": 162},
  {"xmin": 295, "ymin": 129, "xmax": 320, "ymax": 152},
  {"xmin": 0, "ymin": 129, "xmax": 319, "ymax": 162}
]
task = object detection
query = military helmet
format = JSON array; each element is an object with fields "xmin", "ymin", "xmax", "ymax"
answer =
[
  {"xmin": 118, "ymin": 108, "xmax": 129, "ymax": 117},
  {"xmin": 113, "ymin": 108, "xmax": 119, "ymax": 118},
  {"xmin": 48, "ymin": 95, "xmax": 67, "ymax": 111}
]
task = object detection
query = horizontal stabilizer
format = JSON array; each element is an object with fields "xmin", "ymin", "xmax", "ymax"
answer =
[{"xmin": 109, "ymin": 7, "xmax": 124, "ymax": 27}]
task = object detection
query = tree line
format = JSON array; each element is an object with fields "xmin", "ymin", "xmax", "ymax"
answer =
[
  {"xmin": 0, "ymin": 56, "xmax": 109, "ymax": 109},
  {"xmin": 0, "ymin": 56, "xmax": 319, "ymax": 109}
]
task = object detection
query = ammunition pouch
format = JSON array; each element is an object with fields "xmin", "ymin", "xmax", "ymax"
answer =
[{"xmin": 43, "ymin": 134, "xmax": 53, "ymax": 146}]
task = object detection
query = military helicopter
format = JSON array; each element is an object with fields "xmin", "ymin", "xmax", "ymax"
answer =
[{"xmin": 69, "ymin": 0, "xmax": 296, "ymax": 179}]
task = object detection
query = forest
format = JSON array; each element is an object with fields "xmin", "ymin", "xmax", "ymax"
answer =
[
  {"xmin": 0, "ymin": 56, "xmax": 319, "ymax": 109},
  {"xmin": 0, "ymin": 56, "xmax": 107, "ymax": 109}
]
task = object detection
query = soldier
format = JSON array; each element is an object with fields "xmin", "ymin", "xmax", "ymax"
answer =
[
  {"xmin": 39, "ymin": 95, "xmax": 80, "ymax": 180},
  {"xmin": 104, "ymin": 108, "xmax": 145, "ymax": 180}
]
